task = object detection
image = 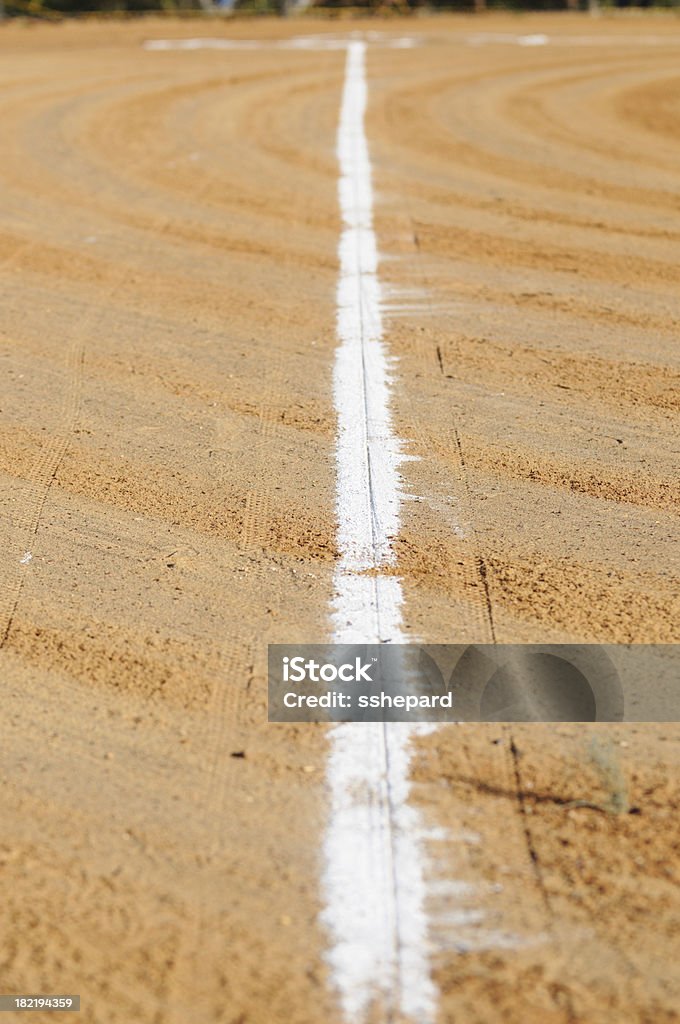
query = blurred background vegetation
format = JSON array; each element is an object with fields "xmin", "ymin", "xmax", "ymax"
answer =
[{"xmin": 0, "ymin": 0, "xmax": 677, "ymax": 20}]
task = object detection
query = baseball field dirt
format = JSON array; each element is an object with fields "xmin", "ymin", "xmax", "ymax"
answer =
[{"xmin": 0, "ymin": 12, "xmax": 678, "ymax": 1024}]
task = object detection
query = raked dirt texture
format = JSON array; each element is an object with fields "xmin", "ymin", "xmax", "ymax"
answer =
[{"xmin": 0, "ymin": 13, "xmax": 678, "ymax": 1024}]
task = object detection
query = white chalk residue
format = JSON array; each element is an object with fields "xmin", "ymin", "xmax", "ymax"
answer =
[
  {"xmin": 518, "ymin": 34, "xmax": 549, "ymax": 47},
  {"xmin": 323, "ymin": 41, "xmax": 436, "ymax": 1024}
]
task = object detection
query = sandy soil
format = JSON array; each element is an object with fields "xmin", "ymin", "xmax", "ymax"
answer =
[{"xmin": 0, "ymin": 12, "xmax": 677, "ymax": 1024}]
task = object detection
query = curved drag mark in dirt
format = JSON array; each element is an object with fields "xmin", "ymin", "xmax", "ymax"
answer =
[{"xmin": 323, "ymin": 41, "xmax": 436, "ymax": 1024}]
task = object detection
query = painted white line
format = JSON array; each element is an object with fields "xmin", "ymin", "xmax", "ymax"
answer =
[
  {"xmin": 466, "ymin": 31, "xmax": 680, "ymax": 47},
  {"xmin": 143, "ymin": 35, "xmax": 417, "ymax": 53},
  {"xmin": 322, "ymin": 40, "xmax": 436, "ymax": 1024},
  {"xmin": 332, "ymin": 39, "xmax": 403, "ymax": 645},
  {"xmin": 322, "ymin": 721, "xmax": 436, "ymax": 1023},
  {"xmin": 146, "ymin": 32, "xmax": 680, "ymax": 54}
]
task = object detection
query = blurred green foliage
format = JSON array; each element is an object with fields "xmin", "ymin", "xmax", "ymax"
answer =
[{"xmin": 1, "ymin": 0, "xmax": 678, "ymax": 18}]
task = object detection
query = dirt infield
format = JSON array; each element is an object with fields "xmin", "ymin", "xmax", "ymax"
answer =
[{"xmin": 0, "ymin": 13, "xmax": 678, "ymax": 1024}]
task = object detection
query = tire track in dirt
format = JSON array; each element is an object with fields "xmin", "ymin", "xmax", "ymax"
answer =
[
  {"xmin": 163, "ymin": 320, "xmax": 296, "ymax": 1022},
  {"xmin": 0, "ymin": 303, "xmax": 85, "ymax": 650},
  {"xmin": 379, "ymin": 205, "xmax": 497, "ymax": 644}
]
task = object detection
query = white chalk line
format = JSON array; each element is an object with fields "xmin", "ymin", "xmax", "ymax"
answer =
[
  {"xmin": 144, "ymin": 32, "xmax": 680, "ymax": 55},
  {"xmin": 144, "ymin": 34, "xmax": 417, "ymax": 53},
  {"xmin": 466, "ymin": 31, "xmax": 680, "ymax": 47},
  {"xmin": 323, "ymin": 40, "xmax": 437, "ymax": 1024}
]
